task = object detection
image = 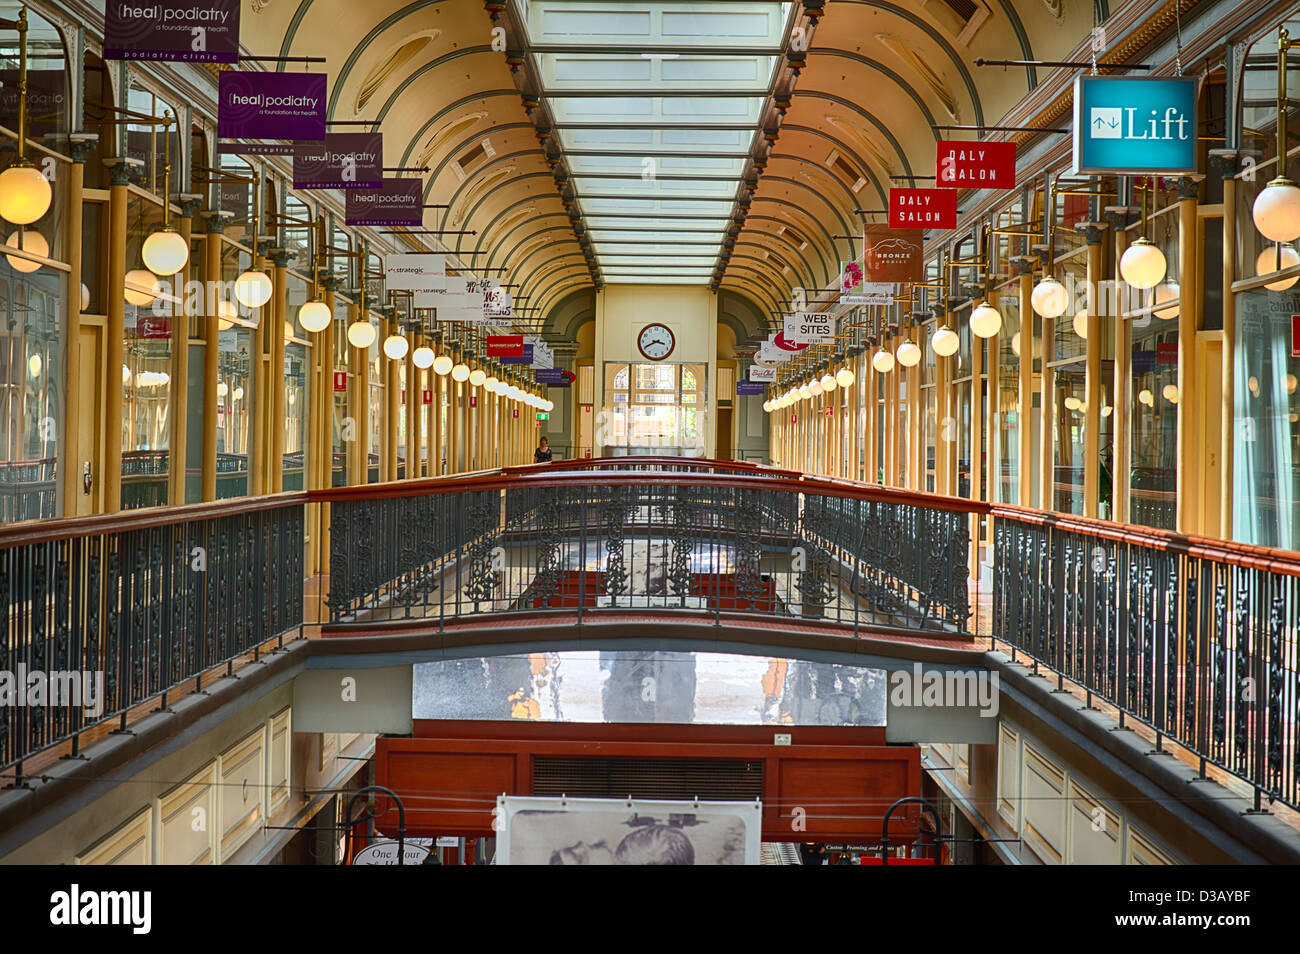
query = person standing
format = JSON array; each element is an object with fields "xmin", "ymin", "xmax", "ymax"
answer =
[{"xmin": 533, "ymin": 436, "xmax": 553, "ymax": 464}]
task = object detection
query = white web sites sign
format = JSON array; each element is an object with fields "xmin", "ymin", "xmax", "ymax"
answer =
[{"xmin": 784, "ymin": 311, "xmax": 835, "ymax": 343}]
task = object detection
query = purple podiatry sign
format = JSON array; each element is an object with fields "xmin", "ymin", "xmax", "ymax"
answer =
[
  {"xmin": 535, "ymin": 369, "xmax": 568, "ymax": 386},
  {"xmin": 217, "ymin": 72, "xmax": 326, "ymax": 155},
  {"xmin": 293, "ymin": 133, "xmax": 383, "ymax": 190},
  {"xmin": 499, "ymin": 345, "xmax": 534, "ymax": 366},
  {"xmin": 104, "ymin": 0, "xmax": 241, "ymax": 63},
  {"xmin": 345, "ymin": 178, "xmax": 423, "ymax": 226}
]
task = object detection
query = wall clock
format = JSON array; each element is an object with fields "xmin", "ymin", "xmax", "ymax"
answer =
[{"xmin": 637, "ymin": 323, "xmax": 675, "ymax": 361}]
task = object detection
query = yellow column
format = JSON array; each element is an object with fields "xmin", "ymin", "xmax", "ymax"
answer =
[
  {"xmin": 448, "ymin": 367, "xmax": 460, "ymax": 474},
  {"xmin": 405, "ymin": 329, "xmax": 417, "ymax": 477},
  {"xmin": 1175, "ymin": 178, "xmax": 1199, "ymax": 533},
  {"xmin": 1111, "ymin": 213, "xmax": 1133, "ymax": 522},
  {"xmin": 1017, "ymin": 269, "xmax": 1033, "ymax": 506},
  {"xmin": 907, "ymin": 331, "xmax": 921, "ymax": 489},
  {"xmin": 430, "ymin": 365, "xmax": 442, "ymax": 476},
  {"xmin": 935, "ymin": 322, "xmax": 951, "ymax": 495},
  {"xmin": 167, "ymin": 201, "xmax": 197, "ymax": 505},
  {"xmin": 970, "ymin": 320, "xmax": 984, "ymax": 576},
  {"xmin": 61, "ymin": 145, "xmax": 88, "ymax": 514},
  {"xmin": 1038, "ymin": 291, "xmax": 1055, "ymax": 512},
  {"xmin": 1219, "ymin": 163, "xmax": 1237, "ymax": 539},
  {"xmin": 1083, "ymin": 228, "xmax": 1105, "ymax": 517},
  {"xmin": 103, "ymin": 162, "xmax": 130, "ymax": 513},
  {"xmin": 249, "ymin": 244, "xmax": 268, "ymax": 497},
  {"xmin": 202, "ymin": 216, "xmax": 221, "ymax": 502},
  {"xmin": 270, "ymin": 251, "xmax": 288, "ymax": 493},
  {"xmin": 382, "ymin": 317, "xmax": 397, "ymax": 481}
]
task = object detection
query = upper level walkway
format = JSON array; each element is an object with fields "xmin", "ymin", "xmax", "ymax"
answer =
[{"xmin": 2, "ymin": 458, "xmax": 1299, "ymax": 824}]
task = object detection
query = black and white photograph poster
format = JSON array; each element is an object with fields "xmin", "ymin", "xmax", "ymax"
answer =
[{"xmin": 496, "ymin": 796, "xmax": 761, "ymax": 865}]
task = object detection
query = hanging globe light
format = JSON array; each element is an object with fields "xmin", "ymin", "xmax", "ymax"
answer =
[
  {"xmin": 217, "ymin": 299, "xmax": 238, "ymax": 330},
  {"xmin": 819, "ymin": 373, "xmax": 837, "ymax": 392},
  {"xmin": 451, "ymin": 362, "xmax": 471, "ymax": 382},
  {"xmin": 1256, "ymin": 244, "xmax": 1300, "ymax": 290},
  {"xmin": 505, "ymin": 385, "xmax": 520, "ymax": 400},
  {"xmin": 1253, "ymin": 177, "xmax": 1300, "ymax": 243},
  {"xmin": 217, "ymin": 380, "xmax": 228, "ymax": 398},
  {"xmin": 80, "ymin": 283, "xmax": 90, "ymax": 311},
  {"xmin": 346, "ymin": 320, "xmax": 376, "ymax": 349},
  {"xmin": 433, "ymin": 355, "xmax": 454, "ymax": 376},
  {"xmin": 142, "ymin": 228, "xmax": 189, "ymax": 276},
  {"xmin": 27, "ymin": 353, "xmax": 41, "ymax": 378},
  {"xmin": 763, "ymin": 400, "xmax": 772, "ymax": 412},
  {"xmin": 896, "ymin": 341, "xmax": 921, "ymax": 367},
  {"xmin": 5, "ymin": 229, "xmax": 46, "ymax": 273},
  {"xmin": 413, "ymin": 346, "xmax": 435, "ymax": 369},
  {"xmin": 1072, "ymin": 310, "xmax": 1088, "ymax": 339},
  {"xmin": 0, "ymin": 160, "xmax": 52, "ymax": 225},
  {"xmin": 1138, "ymin": 388, "xmax": 1154, "ymax": 407},
  {"xmin": 484, "ymin": 375, "xmax": 499, "ymax": 392},
  {"xmin": 124, "ymin": 268, "xmax": 162, "ymax": 306},
  {"xmin": 808, "ymin": 379, "xmax": 824, "ymax": 396},
  {"xmin": 932, "ymin": 325, "xmax": 959, "ymax": 357},
  {"xmin": 798, "ymin": 385, "xmax": 812, "ymax": 401},
  {"xmin": 1119, "ymin": 237, "xmax": 1166, "ymax": 289},
  {"xmin": 234, "ymin": 269, "xmax": 272, "ymax": 308},
  {"xmin": 383, "ymin": 334, "xmax": 409, "ymax": 360},
  {"xmin": 1030, "ymin": 276, "xmax": 1069, "ymax": 318},
  {"xmin": 299, "ymin": 300, "xmax": 332, "ymax": 333},
  {"xmin": 1063, "ymin": 395, "xmax": 1082, "ymax": 411},
  {"xmin": 970, "ymin": 301, "xmax": 1002, "ymax": 338},
  {"xmin": 872, "ymin": 348, "xmax": 895, "ymax": 373},
  {"xmin": 469, "ymin": 368, "xmax": 486, "ymax": 387},
  {"xmin": 835, "ymin": 367, "xmax": 855, "ymax": 387},
  {"xmin": 1153, "ymin": 282, "xmax": 1180, "ymax": 319},
  {"xmin": 1162, "ymin": 383, "xmax": 1180, "ymax": 404}
]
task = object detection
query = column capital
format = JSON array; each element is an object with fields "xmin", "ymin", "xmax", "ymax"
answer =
[
  {"xmin": 270, "ymin": 248, "xmax": 292, "ymax": 268},
  {"xmin": 1176, "ymin": 175, "xmax": 1203, "ymax": 201},
  {"xmin": 1080, "ymin": 222, "xmax": 1108, "ymax": 246},
  {"xmin": 201, "ymin": 209, "xmax": 234, "ymax": 234},
  {"xmin": 1207, "ymin": 148, "xmax": 1242, "ymax": 176},
  {"xmin": 175, "ymin": 194, "xmax": 204, "ymax": 219},
  {"xmin": 103, "ymin": 156, "xmax": 143, "ymax": 186},
  {"xmin": 63, "ymin": 133, "xmax": 99, "ymax": 163},
  {"xmin": 1102, "ymin": 205, "xmax": 1140, "ymax": 230}
]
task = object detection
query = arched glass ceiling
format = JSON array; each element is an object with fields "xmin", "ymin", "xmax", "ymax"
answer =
[{"xmin": 518, "ymin": 0, "xmax": 795, "ymax": 283}]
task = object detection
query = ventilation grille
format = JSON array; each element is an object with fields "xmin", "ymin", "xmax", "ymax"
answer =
[
  {"xmin": 532, "ymin": 757, "xmax": 763, "ymax": 801},
  {"xmin": 942, "ymin": 0, "xmax": 979, "ymax": 21}
]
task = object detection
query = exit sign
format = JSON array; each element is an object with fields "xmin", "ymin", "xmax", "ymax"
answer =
[{"xmin": 536, "ymin": 412, "xmax": 549, "ymax": 421}]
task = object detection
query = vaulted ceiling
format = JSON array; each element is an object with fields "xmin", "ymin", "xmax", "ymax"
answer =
[{"xmin": 243, "ymin": 0, "xmax": 1102, "ymax": 336}]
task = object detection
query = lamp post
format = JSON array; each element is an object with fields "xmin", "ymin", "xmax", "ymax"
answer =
[{"xmin": 0, "ymin": 8, "xmax": 52, "ymax": 227}]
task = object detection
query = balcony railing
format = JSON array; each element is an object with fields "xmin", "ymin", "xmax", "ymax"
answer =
[{"xmin": 1, "ymin": 458, "xmax": 1299, "ymax": 814}]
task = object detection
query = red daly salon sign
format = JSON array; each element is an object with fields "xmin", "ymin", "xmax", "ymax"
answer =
[
  {"xmin": 888, "ymin": 188, "xmax": 957, "ymax": 229},
  {"xmin": 936, "ymin": 140, "xmax": 1016, "ymax": 189}
]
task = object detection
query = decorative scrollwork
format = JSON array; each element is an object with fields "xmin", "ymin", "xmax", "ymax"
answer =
[{"xmin": 463, "ymin": 492, "xmax": 502, "ymax": 606}]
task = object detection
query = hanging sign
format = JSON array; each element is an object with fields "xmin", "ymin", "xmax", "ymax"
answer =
[
  {"xmin": 773, "ymin": 331, "xmax": 810, "ymax": 352},
  {"xmin": 487, "ymin": 335, "xmax": 524, "ymax": 358},
  {"xmin": 784, "ymin": 311, "xmax": 835, "ymax": 342},
  {"xmin": 1072, "ymin": 76, "xmax": 1198, "ymax": 175},
  {"xmin": 387, "ymin": 253, "xmax": 445, "ymax": 292},
  {"xmin": 134, "ymin": 314, "xmax": 171, "ymax": 339},
  {"xmin": 345, "ymin": 178, "xmax": 422, "ymax": 226},
  {"xmin": 417, "ymin": 278, "xmax": 480, "ymax": 319},
  {"xmin": 499, "ymin": 344, "xmax": 534, "ymax": 365},
  {"xmin": 936, "ymin": 140, "xmax": 1016, "ymax": 189},
  {"xmin": 863, "ymin": 225, "xmax": 924, "ymax": 282},
  {"xmin": 536, "ymin": 368, "xmax": 568, "ymax": 386},
  {"xmin": 104, "ymin": 0, "xmax": 241, "ymax": 63},
  {"xmin": 217, "ymin": 71, "xmax": 326, "ymax": 153},
  {"xmin": 759, "ymin": 340, "xmax": 791, "ymax": 363},
  {"xmin": 219, "ymin": 328, "xmax": 238, "ymax": 353},
  {"xmin": 351, "ymin": 841, "xmax": 429, "ymax": 866},
  {"xmin": 485, "ymin": 288, "xmax": 514, "ymax": 320},
  {"xmin": 1156, "ymin": 341, "xmax": 1179, "ymax": 366},
  {"xmin": 293, "ymin": 133, "xmax": 383, "ymax": 190},
  {"xmin": 888, "ymin": 187, "xmax": 957, "ymax": 229},
  {"xmin": 333, "ymin": 370, "xmax": 347, "ymax": 392},
  {"xmin": 749, "ymin": 364, "xmax": 777, "ymax": 383},
  {"xmin": 736, "ymin": 381, "xmax": 766, "ymax": 396}
]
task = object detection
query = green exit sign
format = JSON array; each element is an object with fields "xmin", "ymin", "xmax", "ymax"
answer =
[{"xmin": 536, "ymin": 412, "xmax": 550, "ymax": 421}]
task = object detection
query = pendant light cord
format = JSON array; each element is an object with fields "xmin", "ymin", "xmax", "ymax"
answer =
[{"xmin": 1174, "ymin": 0, "xmax": 1183, "ymax": 76}]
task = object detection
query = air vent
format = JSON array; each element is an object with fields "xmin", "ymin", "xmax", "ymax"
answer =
[
  {"xmin": 942, "ymin": 0, "xmax": 979, "ymax": 20},
  {"xmin": 532, "ymin": 757, "xmax": 763, "ymax": 801},
  {"xmin": 453, "ymin": 140, "xmax": 492, "ymax": 182}
]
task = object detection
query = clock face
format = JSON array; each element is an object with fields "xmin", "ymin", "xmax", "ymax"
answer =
[{"xmin": 638, "ymin": 323, "xmax": 675, "ymax": 360}]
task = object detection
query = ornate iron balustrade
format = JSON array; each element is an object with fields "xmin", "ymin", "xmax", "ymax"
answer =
[
  {"xmin": 316, "ymin": 467, "xmax": 974, "ymax": 637},
  {"xmin": 0, "ymin": 496, "xmax": 305, "ymax": 783},
  {"xmin": 991, "ymin": 507, "xmax": 1300, "ymax": 811}
]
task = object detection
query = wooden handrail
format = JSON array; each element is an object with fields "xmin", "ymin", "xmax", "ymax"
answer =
[{"xmin": 3, "ymin": 457, "xmax": 1298, "ymax": 577}]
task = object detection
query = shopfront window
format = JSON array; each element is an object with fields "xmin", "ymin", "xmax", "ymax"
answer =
[
  {"xmin": 602, "ymin": 361, "xmax": 706, "ymax": 455},
  {"xmin": 993, "ymin": 279, "xmax": 1020, "ymax": 504}
]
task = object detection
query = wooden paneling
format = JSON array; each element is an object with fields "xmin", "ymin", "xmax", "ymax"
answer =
[
  {"xmin": 1127, "ymin": 826, "xmax": 1176, "ymax": 865},
  {"xmin": 218, "ymin": 727, "xmax": 266, "ymax": 862},
  {"xmin": 996, "ymin": 724, "xmax": 1020, "ymax": 828},
  {"xmin": 1021, "ymin": 743, "xmax": 1066, "ymax": 864},
  {"xmin": 156, "ymin": 762, "xmax": 217, "ymax": 865},
  {"xmin": 268, "ymin": 707, "xmax": 292, "ymax": 817},
  {"xmin": 76, "ymin": 807, "xmax": 152, "ymax": 866},
  {"xmin": 1068, "ymin": 778, "xmax": 1121, "ymax": 865},
  {"xmin": 378, "ymin": 721, "xmax": 918, "ymax": 842}
]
